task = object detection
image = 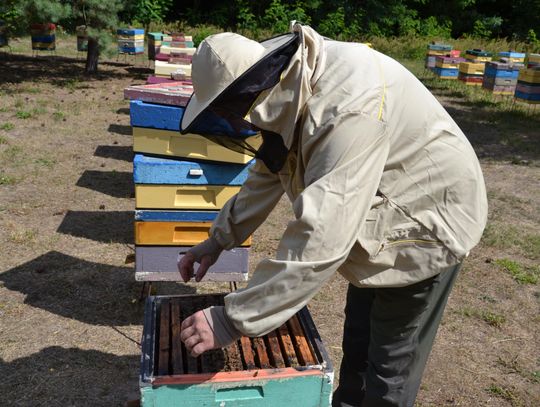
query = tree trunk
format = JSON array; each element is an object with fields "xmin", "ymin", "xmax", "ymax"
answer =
[{"xmin": 85, "ymin": 37, "xmax": 99, "ymax": 74}]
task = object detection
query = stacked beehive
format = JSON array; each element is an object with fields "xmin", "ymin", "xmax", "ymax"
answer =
[
  {"xmin": 434, "ymin": 55, "xmax": 465, "ymax": 80},
  {"xmin": 458, "ymin": 49, "xmax": 492, "ymax": 85},
  {"xmin": 147, "ymin": 32, "xmax": 163, "ymax": 61},
  {"xmin": 127, "ymin": 86, "xmax": 255, "ymax": 282},
  {"xmin": 76, "ymin": 25, "xmax": 88, "ymax": 52},
  {"xmin": 482, "ymin": 61, "xmax": 522, "ymax": 95},
  {"xmin": 526, "ymin": 53, "xmax": 540, "ymax": 69},
  {"xmin": 515, "ymin": 66, "xmax": 540, "ymax": 104},
  {"xmin": 425, "ymin": 43, "xmax": 453, "ymax": 70},
  {"xmin": 498, "ymin": 51, "xmax": 526, "ymax": 64},
  {"xmin": 117, "ymin": 28, "xmax": 145, "ymax": 55},
  {"xmin": 153, "ymin": 33, "xmax": 195, "ymax": 82},
  {"xmin": 30, "ymin": 23, "xmax": 56, "ymax": 51}
]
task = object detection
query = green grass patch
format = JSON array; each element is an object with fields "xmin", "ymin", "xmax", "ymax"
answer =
[
  {"xmin": 1, "ymin": 123, "xmax": 14, "ymax": 131},
  {"xmin": 0, "ymin": 173, "xmax": 17, "ymax": 185},
  {"xmin": 52, "ymin": 111, "xmax": 65, "ymax": 121},
  {"xmin": 494, "ymin": 258, "xmax": 539, "ymax": 284},
  {"xmin": 32, "ymin": 106, "xmax": 47, "ymax": 116},
  {"xmin": 15, "ymin": 111, "xmax": 32, "ymax": 119},
  {"xmin": 486, "ymin": 385, "xmax": 519, "ymax": 404},
  {"xmin": 482, "ymin": 223, "xmax": 540, "ymax": 260},
  {"xmin": 34, "ymin": 158, "xmax": 56, "ymax": 168},
  {"xmin": 480, "ymin": 311, "xmax": 506, "ymax": 327},
  {"xmin": 0, "ymin": 136, "xmax": 7, "ymax": 144}
]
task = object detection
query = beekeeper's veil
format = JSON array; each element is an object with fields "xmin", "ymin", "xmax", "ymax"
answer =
[{"xmin": 180, "ymin": 23, "xmax": 325, "ymax": 173}]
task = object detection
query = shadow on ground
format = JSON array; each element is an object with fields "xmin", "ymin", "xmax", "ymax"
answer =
[
  {"xmin": 0, "ymin": 251, "xmax": 196, "ymax": 326},
  {"xmin": 108, "ymin": 123, "xmax": 133, "ymax": 136},
  {"xmin": 0, "ymin": 53, "xmax": 138, "ymax": 87},
  {"xmin": 94, "ymin": 145, "xmax": 133, "ymax": 162},
  {"xmin": 0, "ymin": 347, "xmax": 139, "ymax": 406},
  {"xmin": 57, "ymin": 210, "xmax": 133, "ymax": 244},
  {"xmin": 76, "ymin": 170, "xmax": 133, "ymax": 198},
  {"xmin": 422, "ymin": 77, "xmax": 540, "ymax": 161}
]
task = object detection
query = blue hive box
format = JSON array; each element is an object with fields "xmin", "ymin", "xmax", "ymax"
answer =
[
  {"xmin": 117, "ymin": 28, "xmax": 145, "ymax": 35},
  {"xmin": 485, "ymin": 62, "xmax": 520, "ymax": 79},
  {"xmin": 433, "ymin": 67, "xmax": 459, "ymax": 78},
  {"xmin": 499, "ymin": 51, "xmax": 526, "ymax": 58},
  {"xmin": 135, "ymin": 210, "xmax": 218, "ymax": 222},
  {"xmin": 130, "ymin": 100, "xmax": 183, "ymax": 131},
  {"xmin": 133, "ymin": 154, "xmax": 254, "ymax": 185}
]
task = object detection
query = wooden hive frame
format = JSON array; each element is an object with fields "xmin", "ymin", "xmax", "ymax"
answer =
[{"xmin": 140, "ymin": 294, "xmax": 333, "ymax": 406}]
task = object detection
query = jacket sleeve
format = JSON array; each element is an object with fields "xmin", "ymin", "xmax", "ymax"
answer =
[
  {"xmin": 224, "ymin": 112, "xmax": 389, "ymax": 336},
  {"xmin": 210, "ymin": 159, "xmax": 285, "ymax": 250}
]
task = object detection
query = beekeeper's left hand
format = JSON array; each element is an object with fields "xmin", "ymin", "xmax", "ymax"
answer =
[{"xmin": 180, "ymin": 310, "xmax": 218, "ymax": 357}]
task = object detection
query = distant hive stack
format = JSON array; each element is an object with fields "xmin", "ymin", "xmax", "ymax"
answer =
[
  {"xmin": 117, "ymin": 28, "xmax": 145, "ymax": 55},
  {"xmin": 515, "ymin": 67, "xmax": 540, "ymax": 104},
  {"xmin": 76, "ymin": 25, "xmax": 88, "ymax": 52},
  {"xmin": 147, "ymin": 32, "xmax": 163, "ymax": 61},
  {"xmin": 434, "ymin": 56, "xmax": 465, "ymax": 80},
  {"xmin": 525, "ymin": 53, "xmax": 540, "ymax": 69},
  {"xmin": 152, "ymin": 33, "xmax": 195, "ymax": 83},
  {"xmin": 482, "ymin": 61, "xmax": 522, "ymax": 95},
  {"xmin": 498, "ymin": 51, "xmax": 526, "ymax": 64},
  {"xmin": 30, "ymin": 23, "xmax": 56, "ymax": 51},
  {"xmin": 459, "ymin": 49, "xmax": 491, "ymax": 85},
  {"xmin": 425, "ymin": 43, "xmax": 453, "ymax": 70},
  {"xmin": 126, "ymin": 84, "xmax": 258, "ymax": 282}
]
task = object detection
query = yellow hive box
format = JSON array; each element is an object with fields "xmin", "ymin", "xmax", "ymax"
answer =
[
  {"xmin": 465, "ymin": 55, "xmax": 492, "ymax": 62},
  {"xmin": 154, "ymin": 60, "xmax": 192, "ymax": 77},
  {"xmin": 118, "ymin": 34, "xmax": 144, "ymax": 40},
  {"xmin": 135, "ymin": 221, "xmax": 251, "ymax": 246},
  {"xmin": 459, "ymin": 62, "xmax": 485, "ymax": 75},
  {"xmin": 426, "ymin": 50, "xmax": 448, "ymax": 56},
  {"xmin": 518, "ymin": 68, "xmax": 540, "ymax": 83},
  {"xmin": 135, "ymin": 184, "xmax": 241, "ymax": 210},
  {"xmin": 528, "ymin": 54, "xmax": 540, "ymax": 63},
  {"xmin": 132, "ymin": 127, "xmax": 259, "ymax": 164},
  {"xmin": 436, "ymin": 61, "xmax": 460, "ymax": 69},
  {"xmin": 159, "ymin": 45, "xmax": 197, "ymax": 55}
]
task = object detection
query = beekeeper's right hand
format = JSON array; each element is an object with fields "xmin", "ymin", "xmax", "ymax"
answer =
[{"xmin": 177, "ymin": 236, "xmax": 223, "ymax": 282}]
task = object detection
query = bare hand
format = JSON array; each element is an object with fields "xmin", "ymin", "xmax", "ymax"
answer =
[
  {"xmin": 177, "ymin": 252, "xmax": 214, "ymax": 283},
  {"xmin": 180, "ymin": 310, "xmax": 218, "ymax": 357}
]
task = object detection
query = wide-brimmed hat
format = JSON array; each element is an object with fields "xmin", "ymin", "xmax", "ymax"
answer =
[{"xmin": 180, "ymin": 31, "xmax": 300, "ymax": 135}]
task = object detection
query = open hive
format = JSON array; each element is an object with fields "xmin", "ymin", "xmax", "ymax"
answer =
[{"xmin": 140, "ymin": 294, "xmax": 333, "ymax": 406}]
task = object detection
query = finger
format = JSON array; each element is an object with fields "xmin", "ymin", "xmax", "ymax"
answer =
[
  {"xmin": 190, "ymin": 342, "xmax": 211, "ymax": 358},
  {"xmin": 178, "ymin": 252, "xmax": 195, "ymax": 282},
  {"xmin": 179, "ymin": 325, "xmax": 196, "ymax": 343},
  {"xmin": 183, "ymin": 334, "xmax": 201, "ymax": 351},
  {"xmin": 181, "ymin": 314, "xmax": 195, "ymax": 331},
  {"xmin": 195, "ymin": 255, "xmax": 213, "ymax": 282}
]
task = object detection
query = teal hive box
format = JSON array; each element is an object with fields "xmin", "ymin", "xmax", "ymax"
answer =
[{"xmin": 140, "ymin": 294, "xmax": 333, "ymax": 407}]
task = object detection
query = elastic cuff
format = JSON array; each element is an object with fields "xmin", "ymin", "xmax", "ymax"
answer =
[
  {"xmin": 202, "ymin": 306, "xmax": 242, "ymax": 348},
  {"xmin": 210, "ymin": 229, "xmax": 236, "ymax": 250}
]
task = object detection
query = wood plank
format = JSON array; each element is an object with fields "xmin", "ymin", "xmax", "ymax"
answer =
[
  {"xmin": 266, "ymin": 329, "xmax": 285, "ymax": 368},
  {"xmin": 170, "ymin": 300, "xmax": 184, "ymax": 374},
  {"xmin": 239, "ymin": 336, "xmax": 256, "ymax": 370},
  {"xmin": 288, "ymin": 315, "xmax": 317, "ymax": 366},
  {"xmin": 253, "ymin": 337, "xmax": 271, "ymax": 369},
  {"xmin": 277, "ymin": 323, "xmax": 298, "ymax": 367},
  {"xmin": 158, "ymin": 299, "xmax": 170, "ymax": 376},
  {"xmin": 184, "ymin": 297, "xmax": 200, "ymax": 374}
]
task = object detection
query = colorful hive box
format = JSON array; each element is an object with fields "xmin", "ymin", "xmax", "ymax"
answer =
[
  {"xmin": 435, "ymin": 56, "xmax": 465, "ymax": 69},
  {"xmin": 135, "ymin": 184, "xmax": 242, "ymax": 210},
  {"xmin": 518, "ymin": 68, "xmax": 540, "ymax": 83},
  {"xmin": 433, "ymin": 67, "xmax": 459, "ymax": 79},
  {"xmin": 427, "ymin": 43, "xmax": 452, "ymax": 51},
  {"xmin": 135, "ymin": 245, "xmax": 249, "ymax": 281},
  {"xmin": 159, "ymin": 45, "xmax": 197, "ymax": 55},
  {"xmin": 148, "ymin": 32, "xmax": 163, "ymax": 60},
  {"xmin": 425, "ymin": 55, "xmax": 437, "ymax": 69},
  {"xmin": 527, "ymin": 53, "xmax": 540, "ymax": 68},
  {"xmin": 515, "ymin": 68, "xmax": 540, "ymax": 103},
  {"xmin": 133, "ymin": 154, "xmax": 253, "ymax": 185},
  {"xmin": 154, "ymin": 60, "xmax": 192, "ymax": 78},
  {"xmin": 465, "ymin": 49, "xmax": 492, "ymax": 62},
  {"xmin": 130, "ymin": 101, "xmax": 260, "ymax": 164},
  {"xmin": 499, "ymin": 51, "xmax": 526, "ymax": 64},
  {"xmin": 124, "ymin": 82, "xmax": 193, "ymax": 106},
  {"xmin": 459, "ymin": 62, "xmax": 485, "ymax": 75},
  {"xmin": 484, "ymin": 62, "xmax": 521, "ymax": 79},
  {"xmin": 30, "ymin": 23, "xmax": 56, "ymax": 51},
  {"xmin": 140, "ymin": 294, "xmax": 333, "ymax": 407},
  {"xmin": 134, "ymin": 220, "xmax": 251, "ymax": 246},
  {"xmin": 117, "ymin": 28, "xmax": 145, "ymax": 54}
]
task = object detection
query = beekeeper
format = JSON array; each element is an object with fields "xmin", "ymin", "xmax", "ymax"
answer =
[{"xmin": 178, "ymin": 22, "xmax": 488, "ymax": 407}]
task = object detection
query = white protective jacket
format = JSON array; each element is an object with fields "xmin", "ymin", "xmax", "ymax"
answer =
[{"xmin": 205, "ymin": 25, "xmax": 488, "ymax": 337}]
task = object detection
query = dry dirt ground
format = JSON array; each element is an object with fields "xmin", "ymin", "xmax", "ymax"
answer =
[{"xmin": 0, "ymin": 46, "xmax": 539, "ymax": 406}]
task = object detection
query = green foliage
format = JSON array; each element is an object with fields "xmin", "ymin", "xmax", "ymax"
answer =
[
  {"xmin": 126, "ymin": 0, "xmax": 173, "ymax": 30},
  {"xmin": 19, "ymin": 0, "xmax": 70, "ymax": 25},
  {"xmin": 262, "ymin": 0, "xmax": 310, "ymax": 34},
  {"xmin": 16, "ymin": 111, "xmax": 32, "ymax": 119},
  {"xmin": 1, "ymin": 123, "xmax": 14, "ymax": 131}
]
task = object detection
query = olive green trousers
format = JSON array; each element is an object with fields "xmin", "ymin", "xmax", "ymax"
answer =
[{"xmin": 332, "ymin": 263, "xmax": 462, "ymax": 407}]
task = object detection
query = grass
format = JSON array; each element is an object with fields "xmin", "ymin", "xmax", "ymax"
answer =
[
  {"xmin": 0, "ymin": 136, "xmax": 7, "ymax": 144},
  {"xmin": 494, "ymin": 258, "xmax": 539, "ymax": 284},
  {"xmin": 34, "ymin": 158, "xmax": 57, "ymax": 168},
  {"xmin": 9, "ymin": 229, "xmax": 37, "ymax": 244},
  {"xmin": 0, "ymin": 173, "xmax": 17, "ymax": 185},
  {"xmin": 15, "ymin": 110, "xmax": 32, "ymax": 119},
  {"xmin": 457, "ymin": 306, "xmax": 506, "ymax": 328},
  {"xmin": 482, "ymin": 223, "xmax": 540, "ymax": 260},
  {"xmin": 52, "ymin": 111, "xmax": 65, "ymax": 121},
  {"xmin": 486, "ymin": 385, "xmax": 519, "ymax": 404},
  {"xmin": 1, "ymin": 123, "xmax": 14, "ymax": 131}
]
